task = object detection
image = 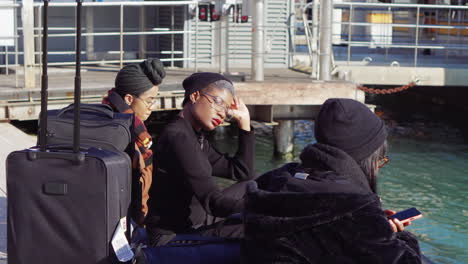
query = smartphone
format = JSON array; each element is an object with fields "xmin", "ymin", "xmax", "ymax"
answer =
[{"xmin": 388, "ymin": 207, "xmax": 423, "ymax": 224}]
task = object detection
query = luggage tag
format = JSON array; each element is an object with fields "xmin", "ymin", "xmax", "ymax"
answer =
[
  {"xmin": 294, "ymin": 172, "xmax": 309, "ymax": 180},
  {"xmin": 111, "ymin": 217, "xmax": 134, "ymax": 262}
]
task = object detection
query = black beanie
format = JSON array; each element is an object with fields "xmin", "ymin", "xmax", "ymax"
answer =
[
  {"xmin": 182, "ymin": 72, "xmax": 232, "ymax": 98},
  {"xmin": 314, "ymin": 98, "xmax": 387, "ymax": 162},
  {"xmin": 115, "ymin": 58, "xmax": 166, "ymax": 96}
]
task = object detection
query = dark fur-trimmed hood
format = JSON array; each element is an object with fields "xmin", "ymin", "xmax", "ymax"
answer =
[
  {"xmin": 244, "ymin": 182, "xmax": 379, "ymax": 238},
  {"xmin": 245, "ymin": 143, "xmax": 379, "ymax": 238}
]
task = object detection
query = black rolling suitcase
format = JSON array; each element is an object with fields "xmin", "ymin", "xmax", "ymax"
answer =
[{"xmin": 6, "ymin": 1, "xmax": 133, "ymax": 263}]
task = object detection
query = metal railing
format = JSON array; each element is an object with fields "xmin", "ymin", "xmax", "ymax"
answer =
[
  {"xmin": 0, "ymin": 0, "xmax": 297, "ymax": 90},
  {"xmin": 33, "ymin": 1, "xmax": 197, "ymax": 68},
  {"xmin": 0, "ymin": 1, "xmax": 21, "ymax": 88},
  {"xmin": 0, "ymin": 1, "xmax": 198, "ymax": 89},
  {"xmin": 301, "ymin": 1, "xmax": 468, "ymax": 75}
]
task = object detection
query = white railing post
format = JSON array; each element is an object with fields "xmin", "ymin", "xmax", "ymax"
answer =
[
  {"xmin": 22, "ymin": 0, "xmax": 36, "ymax": 89},
  {"xmin": 119, "ymin": 3, "xmax": 124, "ymax": 69},
  {"xmin": 14, "ymin": 2, "xmax": 19, "ymax": 87},
  {"xmin": 319, "ymin": 0, "xmax": 333, "ymax": 81},
  {"xmin": 311, "ymin": 0, "xmax": 319, "ymax": 79},
  {"xmin": 194, "ymin": 4, "xmax": 198, "ymax": 72},
  {"xmin": 139, "ymin": 6, "xmax": 146, "ymax": 59},
  {"xmin": 414, "ymin": 6, "xmax": 420, "ymax": 67},
  {"xmin": 86, "ymin": 6, "xmax": 95, "ymax": 60},
  {"xmin": 252, "ymin": 0, "xmax": 264, "ymax": 82},
  {"xmin": 219, "ymin": 13, "xmax": 229, "ymax": 73}
]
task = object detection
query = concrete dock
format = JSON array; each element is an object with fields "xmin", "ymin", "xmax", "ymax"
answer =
[{"xmin": 0, "ymin": 67, "xmax": 362, "ymax": 121}]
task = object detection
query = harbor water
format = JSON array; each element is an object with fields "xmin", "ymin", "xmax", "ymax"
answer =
[
  {"xmin": 213, "ymin": 121, "xmax": 468, "ymax": 264},
  {"xmin": 12, "ymin": 118, "xmax": 467, "ymax": 263}
]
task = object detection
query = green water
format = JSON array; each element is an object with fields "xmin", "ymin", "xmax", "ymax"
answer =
[
  {"xmin": 214, "ymin": 129, "xmax": 468, "ymax": 264},
  {"xmin": 378, "ymin": 138, "xmax": 468, "ymax": 264}
]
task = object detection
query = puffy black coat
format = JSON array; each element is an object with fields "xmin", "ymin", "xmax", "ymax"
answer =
[{"xmin": 242, "ymin": 143, "xmax": 421, "ymax": 264}]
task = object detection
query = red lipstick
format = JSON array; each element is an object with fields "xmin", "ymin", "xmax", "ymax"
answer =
[{"xmin": 212, "ymin": 118, "xmax": 222, "ymax": 126}]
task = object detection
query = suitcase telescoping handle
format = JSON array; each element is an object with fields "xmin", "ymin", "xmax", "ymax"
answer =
[
  {"xmin": 34, "ymin": 0, "xmax": 85, "ymax": 165},
  {"xmin": 38, "ymin": 0, "xmax": 49, "ymax": 152},
  {"xmin": 73, "ymin": 0, "xmax": 83, "ymax": 153}
]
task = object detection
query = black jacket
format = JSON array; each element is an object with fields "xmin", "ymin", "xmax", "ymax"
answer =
[
  {"xmin": 243, "ymin": 143, "xmax": 421, "ymax": 264},
  {"xmin": 146, "ymin": 116, "xmax": 255, "ymax": 233}
]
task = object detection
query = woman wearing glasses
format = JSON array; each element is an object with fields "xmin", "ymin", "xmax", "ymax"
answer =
[
  {"xmin": 242, "ymin": 98, "xmax": 422, "ymax": 264},
  {"xmin": 145, "ymin": 72, "xmax": 255, "ymax": 246},
  {"xmin": 103, "ymin": 58, "xmax": 165, "ymax": 226}
]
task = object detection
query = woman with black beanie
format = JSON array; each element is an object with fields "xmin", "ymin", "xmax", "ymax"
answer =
[
  {"xmin": 102, "ymin": 58, "xmax": 165, "ymax": 226},
  {"xmin": 242, "ymin": 98, "xmax": 422, "ymax": 264}
]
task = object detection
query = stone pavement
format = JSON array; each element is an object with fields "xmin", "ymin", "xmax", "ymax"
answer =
[{"xmin": 0, "ymin": 122, "xmax": 37, "ymax": 264}]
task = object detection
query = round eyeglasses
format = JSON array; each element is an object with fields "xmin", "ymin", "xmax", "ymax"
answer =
[
  {"xmin": 378, "ymin": 156, "xmax": 390, "ymax": 169},
  {"xmin": 200, "ymin": 92, "xmax": 233, "ymax": 121},
  {"xmin": 136, "ymin": 96, "xmax": 157, "ymax": 109}
]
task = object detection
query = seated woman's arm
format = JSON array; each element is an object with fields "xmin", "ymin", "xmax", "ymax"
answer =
[
  {"xmin": 208, "ymin": 96, "xmax": 255, "ymax": 181},
  {"xmin": 207, "ymin": 128, "xmax": 255, "ymax": 182},
  {"xmin": 170, "ymin": 131, "xmax": 246, "ymax": 217}
]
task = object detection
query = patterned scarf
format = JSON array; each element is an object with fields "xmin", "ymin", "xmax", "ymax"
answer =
[
  {"xmin": 102, "ymin": 89, "xmax": 154, "ymax": 224},
  {"xmin": 102, "ymin": 88, "xmax": 153, "ymax": 168}
]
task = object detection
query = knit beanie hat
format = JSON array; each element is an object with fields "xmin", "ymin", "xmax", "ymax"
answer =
[
  {"xmin": 314, "ymin": 98, "xmax": 387, "ymax": 162},
  {"xmin": 115, "ymin": 58, "xmax": 166, "ymax": 96},
  {"xmin": 182, "ymin": 72, "xmax": 233, "ymax": 105}
]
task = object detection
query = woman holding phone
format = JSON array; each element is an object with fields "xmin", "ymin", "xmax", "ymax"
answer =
[{"xmin": 243, "ymin": 98, "xmax": 422, "ymax": 264}]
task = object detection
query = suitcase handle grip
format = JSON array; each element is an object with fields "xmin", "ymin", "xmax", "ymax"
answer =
[
  {"xmin": 27, "ymin": 150, "xmax": 85, "ymax": 165},
  {"xmin": 57, "ymin": 104, "xmax": 114, "ymax": 119}
]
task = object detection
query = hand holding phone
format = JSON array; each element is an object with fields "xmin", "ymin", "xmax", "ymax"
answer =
[
  {"xmin": 388, "ymin": 207, "xmax": 423, "ymax": 224},
  {"xmin": 385, "ymin": 208, "xmax": 422, "ymax": 232}
]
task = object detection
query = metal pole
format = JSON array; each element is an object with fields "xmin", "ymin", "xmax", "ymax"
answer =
[
  {"xmin": 302, "ymin": 3, "xmax": 314, "ymax": 77},
  {"xmin": 288, "ymin": 1, "xmax": 295, "ymax": 68},
  {"xmin": 414, "ymin": 6, "xmax": 420, "ymax": 67},
  {"xmin": 219, "ymin": 13, "xmax": 229, "ymax": 73},
  {"xmin": 139, "ymin": 6, "xmax": 146, "ymax": 59},
  {"xmin": 5, "ymin": 46, "xmax": 9, "ymax": 75},
  {"xmin": 217, "ymin": 20, "xmax": 223, "ymax": 73},
  {"xmin": 14, "ymin": 1, "xmax": 19, "ymax": 87},
  {"xmin": 385, "ymin": 6, "xmax": 391, "ymax": 60},
  {"xmin": 74, "ymin": 0, "xmax": 82, "ymax": 153},
  {"xmin": 195, "ymin": 5, "xmax": 198, "ymax": 72},
  {"xmin": 86, "ymin": 6, "xmax": 95, "ymax": 60},
  {"xmin": 319, "ymin": 0, "xmax": 333, "ymax": 81},
  {"xmin": 38, "ymin": 6, "xmax": 42, "ymax": 88},
  {"xmin": 311, "ymin": 0, "xmax": 319, "ymax": 78},
  {"xmin": 457, "ymin": 5, "xmax": 462, "ymax": 55},
  {"xmin": 39, "ymin": 0, "xmax": 48, "ymax": 151},
  {"xmin": 34, "ymin": 6, "xmax": 41, "ymax": 69},
  {"xmin": 22, "ymin": 0, "xmax": 36, "ymax": 88},
  {"xmin": 347, "ymin": 4, "xmax": 353, "ymax": 65},
  {"xmin": 225, "ymin": 13, "xmax": 229, "ymax": 73},
  {"xmin": 120, "ymin": 4, "xmax": 124, "ymax": 68},
  {"xmin": 171, "ymin": 6, "xmax": 175, "ymax": 67},
  {"xmin": 446, "ymin": 8, "xmax": 451, "ymax": 61},
  {"xmin": 252, "ymin": 0, "xmax": 264, "ymax": 81}
]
